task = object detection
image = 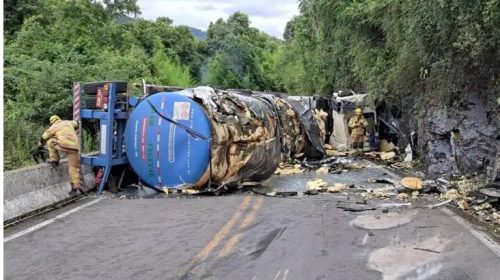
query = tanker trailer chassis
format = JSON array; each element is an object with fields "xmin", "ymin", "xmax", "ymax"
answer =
[
  {"xmin": 73, "ymin": 82, "xmax": 327, "ymax": 195},
  {"xmin": 74, "ymin": 81, "xmax": 129, "ymax": 194}
]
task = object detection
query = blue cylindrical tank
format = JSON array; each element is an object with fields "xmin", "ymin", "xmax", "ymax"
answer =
[{"xmin": 124, "ymin": 92, "xmax": 211, "ymax": 188}]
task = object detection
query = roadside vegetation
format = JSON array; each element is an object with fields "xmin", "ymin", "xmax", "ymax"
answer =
[
  {"xmin": 3, "ymin": 0, "xmax": 281, "ymax": 169},
  {"xmin": 279, "ymin": 0, "xmax": 500, "ymax": 104}
]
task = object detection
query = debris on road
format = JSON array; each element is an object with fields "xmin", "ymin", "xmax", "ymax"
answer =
[
  {"xmin": 411, "ymin": 191, "xmax": 420, "ymax": 198},
  {"xmin": 325, "ymin": 148, "xmax": 349, "ymax": 157},
  {"xmin": 182, "ymin": 189, "xmax": 201, "ymax": 195},
  {"xmin": 379, "ymin": 151, "xmax": 396, "ymax": 161},
  {"xmin": 442, "ymin": 189, "xmax": 460, "ymax": 200},
  {"xmin": 379, "ymin": 139, "xmax": 396, "ymax": 152},
  {"xmin": 337, "ymin": 202, "xmax": 378, "ymax": 212},
  {"xmin": 428, "ymin": 199, "xmax": 453, "ymax": 209},
  {"xmin": 316, "ymin": 166, "xmax": 330, "ymax": 174},
  {"xmin": 391, "ymin": 161, "xmax": 412, "ymax": 169},
  {"xmin": 377, "ymin": 202, "xmax": 412, "ymax": 209},
  {"xmin": 307, "ymin": 179, "xmax": 328, "ymax": 191},
  {"xmin": 304, "ymin": 189, "xmax": 319, "ymax": 195},
  {"xmin": 456, "ymin": 199, "xmax": 469, "ymax": 210},
  {"xmin": 473, "ymin": 203, "xmax": 492, "ymax": 211},
  {"xmin": 328, "ymin": 183, "xmax": 348, "ymax": 193},
  {"xmin": 398, "ymin": 193, "xmax": 409, "ymax": 200},
  {"xmin": 274, "ymin": 163, "xmax": 304, "ymax": 175},
  {"xmin": 479, "ymin": 188, "xmax": 500, "ymax": 198},
  {"xmin": 400, "ymin": 177, "xmax": 423, "ymax": 190}
]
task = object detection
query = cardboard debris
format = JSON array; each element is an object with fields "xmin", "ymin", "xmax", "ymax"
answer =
[
  {"xmin": 473, "ymin": 203, "xmax": 492, "ymax": 211},
  {"xmin": 274, "ymin": 165, "xmax": 304, "ymax": 175},
  {"xmin": 442, "ymin": 189, "xmax": 460, "ymax": 200},
  {"xmin": 316, "ymin": 166, "xmax": 330, "ymax": 174},
  {"xmin": 398, "ymin": 193, "xmax": 409, "ymax": 200},
  {"xmin": 345, "ymin": 163, "xmax": 363, "ymax": 170},
  {"xmin": 400, "ymin": 177, "xmax": 423, "ymax": 190},
  {"xmin": 325, "ymin": 149, "xmax": 347, "ymax": 157},
  {"xmin": 492, "ymin": 212, "xmax": 500, "ymax": 221},
  {"xmin": 457, "ymin": 200, "xmax": 469, "ymax": 210},
  {"xmin": 379, "ymin": 140, "xmax": 396, "ymax": 152},
  {"xmin": 314, "ymin": 109, "xmax": 328, "ymax": 142},
  {"xmin": 391, "ymin": 161, "xmax": 412, "ymax": 169},
  {"xmin": 182, "ymin": 189, "xmax": 201, "ymax": 195},
  {"xmin": 307, "ymin": 179, "xmax": 328, "ymax": 190},
  {"xmin": 380, "ymin": 151, "xmax": 396, "ymax": 160},
  {"xmin": 328, "ymin": 183, "xmax": 348, "ymax": 193},
  {"xmin": 373, "ymin": 187, "xmax": 396, "ymax": 198}
]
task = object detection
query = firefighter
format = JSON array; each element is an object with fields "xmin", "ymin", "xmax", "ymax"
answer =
[
  {"xmin": 348, "ymin": 108, "xmax": 368, "ymax": 156},
  {"xmin": 39, "ymin": 115, "xmax": 85, "ymax": 195}
]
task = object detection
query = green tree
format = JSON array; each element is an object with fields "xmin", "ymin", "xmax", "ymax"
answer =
[
  {"xmin": 204, "ymin": 12, "xmax": 282, "ymax": 90},
  {"xmin": 279, "ymin": 0, "xmax": 500, "ymax": 101}
]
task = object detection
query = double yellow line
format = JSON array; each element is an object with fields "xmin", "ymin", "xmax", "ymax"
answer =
[
  {"xmin": 195, "ymin": 195, "xmax": 265, "ymax": 262},
  {"xmin": 176, "ymin": 195, "xmax": 265, "ymax": 279}
]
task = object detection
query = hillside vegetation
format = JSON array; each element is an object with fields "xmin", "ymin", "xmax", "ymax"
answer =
[{"xmin": 3, "ymin": 0, "xmax": 281, "ymax": 169}]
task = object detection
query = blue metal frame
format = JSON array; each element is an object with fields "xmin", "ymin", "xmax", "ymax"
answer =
[{"xmin": 79, "ymin": 82, "xmax": 128, "ymax": 194}]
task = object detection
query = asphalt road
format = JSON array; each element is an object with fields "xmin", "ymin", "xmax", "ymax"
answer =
[{"xmin": 4, "ymin": 165, "xmax": 500, "ymax": 280}]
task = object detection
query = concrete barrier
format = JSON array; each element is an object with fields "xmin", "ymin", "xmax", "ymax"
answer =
[{"xmin": 3, "ymin": 160, "xmax": 95, "ymax": 222}]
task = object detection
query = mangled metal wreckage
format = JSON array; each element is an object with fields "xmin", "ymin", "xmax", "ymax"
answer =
[{"xmin": 125, "ymin": 86, "xmax": 328, "ymax": 192}]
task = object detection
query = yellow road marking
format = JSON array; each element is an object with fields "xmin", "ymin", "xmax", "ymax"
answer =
[
  {"xmin": 194, "ymin": 195, "xmax": 253, "ymax": 261},
  {"xmin": 218, "ymin": 196, "xmax": 265, "ymax": 258}
]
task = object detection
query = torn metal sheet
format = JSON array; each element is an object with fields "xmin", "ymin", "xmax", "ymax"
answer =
[{"xmin": 286, "ymin": 99, "xmax": 326, "ymax": 159}]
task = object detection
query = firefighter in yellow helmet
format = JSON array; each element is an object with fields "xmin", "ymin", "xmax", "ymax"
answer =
[
  {"xmin": 348, "ymin": 108, "xmax": 368, "ymax": 156},
  {"xmin": 39, "ymin": 115, "xmax": 85, "ymax": 195}
]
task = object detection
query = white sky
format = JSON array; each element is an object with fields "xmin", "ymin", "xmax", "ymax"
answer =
[{"xmin": 136, "ymin": 0, "xmax": 300, "ymax": 38}]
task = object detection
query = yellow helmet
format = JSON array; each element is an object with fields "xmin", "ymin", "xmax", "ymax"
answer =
[
  {"xmin": 49, "ymin": 115, "xmax": 61, "ymax": 124},
  {"xmin": 355, "ymin": 108, "xmax": 363, "ymax": 115}
]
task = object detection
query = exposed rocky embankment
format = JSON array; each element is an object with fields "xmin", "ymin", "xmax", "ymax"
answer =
[{"xmin": 416, "ymin": 93, "xmax": 499, "ymax": 180}]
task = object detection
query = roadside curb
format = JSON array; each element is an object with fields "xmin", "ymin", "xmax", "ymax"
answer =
[{"xmin": 3, "ymin": 160, "xmax": 95, "ymax": 222}]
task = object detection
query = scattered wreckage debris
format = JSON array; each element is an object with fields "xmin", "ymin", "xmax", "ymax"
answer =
[
  {"xmin": 273, "ymin": 156, "xmax": 357, "ymax": 176},
  {"xmin": 274, "ymin": 163, "xmax": 304, "ymax": 175},
  {"xmin": 378, "ymin": 139, "xmax": 396, "ymax": 153},
  {"xmin": 328, "ymin": 183, "xmax": 350, "ymax": 193},
  {"xmin": 307, "ymin": 178, "xmax": 328, "ymax": 191},
  {"xmin": 400, "ymin": 177, "xmax": 423, "ymax": 190},
  {"xmin": 422, "ymin": 175, "xmax": 500, "ymax": 226},
  {"xmin": 428, "ymin": 199, "xmax": 453, "ymax": 209},
  {"xmin": 337, "ymin": 204, "xmax": 378, "ymax": 212}
]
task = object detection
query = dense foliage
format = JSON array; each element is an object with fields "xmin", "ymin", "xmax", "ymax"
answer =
[
  {"xmin": 278, "ymin": 0, "xmax": 500, "ymax": 104},
  {"xmin": 3, "ymin": 0, "xmax": 281, "ymax": 169},
  {"xmin": 203, "ymin": 12, "xmax": 284, "ymax": 91}
]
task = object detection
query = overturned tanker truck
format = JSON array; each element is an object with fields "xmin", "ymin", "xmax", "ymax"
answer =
[
  {"xmin": 78, "ymin": 82, "xmax": 328, "ymax": 193},
  {"xmin": 125, "ymin": 86, "xmax": 328, "ymax": 191}
]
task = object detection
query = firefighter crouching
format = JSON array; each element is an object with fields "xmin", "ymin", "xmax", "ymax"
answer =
[
  {"xmin": 348, "ymin": 108, "xmax": 368, "ymax": 156},
  {"xmin": 39, "ymin": 115, "xmax": 85, "ymax": 195}
]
